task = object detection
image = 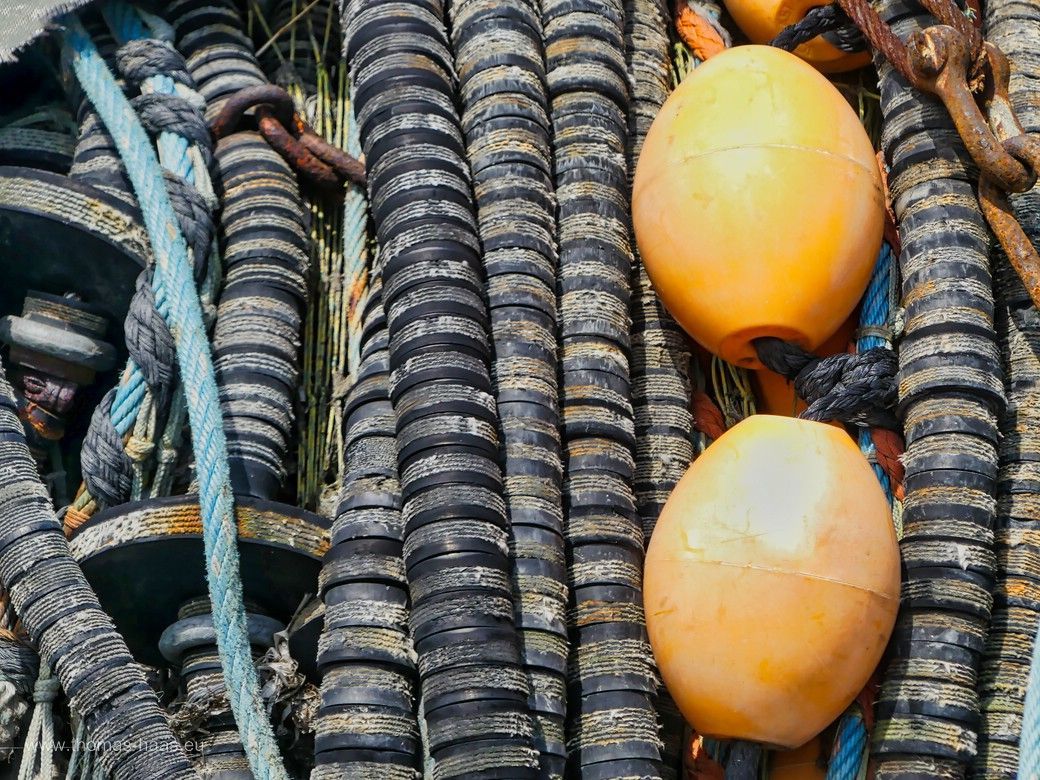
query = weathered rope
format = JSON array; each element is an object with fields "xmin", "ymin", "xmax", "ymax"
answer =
[
  {"xmin": 867, "ymin": 0, "xmax": 1004, "ymax": 774},
  {"xmin": 0, "ymin": 357, "xmax": 193, "ymax": 778},
  {"xmin": 77, "ymin": 0, "xmax": 219, "ymax": 515},
  {"xmin": 16, "ymin": 665, "xmax": 59, "ymax": 780},
  {"xmin": 60, "ymin": 15, "xmax": 288, "ymax": 779}
]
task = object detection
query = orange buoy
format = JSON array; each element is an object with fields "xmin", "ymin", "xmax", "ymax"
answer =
[
  {"xmin": 769, "ymin": 737, "xmax": 828, "ymax": 779},
  {"xmin": 644, "ymin": 415, "xmax": 899, "ymax": 748},
  {"xmin": 632, "ymin": 46, "xmax": 883, "ymax": 370},
  {"xmin": 722, "ymin": 0, "xmax": 870, "ymax": 72}
]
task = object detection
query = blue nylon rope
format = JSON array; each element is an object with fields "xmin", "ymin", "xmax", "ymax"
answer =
[
  {"xmin": 825, "ymin": 242, "xmax": 896, "ymax": 780},
  {"xmin": 60, "ymin": 16, "xmax": 288, "ymax": 780}
]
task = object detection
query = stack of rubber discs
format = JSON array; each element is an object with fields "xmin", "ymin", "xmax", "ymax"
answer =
[
  {"xmin": 210, "ymin": 131, "xmax": 309, "ymax": 500},
  {"xmin": 541, "ymin": 0, "xmax": 663, "ymax": 777},
  {"xmin": 312, "ymin": 267, "xmax": 422, "ymax": 780},
  {"xmin": 870, "ymin": 3, "xmax": 1004, "ymax": 776},
  {"xmin": 0, "ymin": 372, "xmax": 194, "ymax": 779},
  {"xmin": 622, "ymin": 1, "xmax": 693, "ymax": 776},
  {"xmin": 0, "ymin": 106, "xmax": 75, "ymax": 174},
  {"xmin": 159, "ymin": 599, "xmax": 284, "ymax": 776},
  {"xmin": 168, "ymin": 0, "xmax": 307, "ymax": 499},
  {"xmin": 166, "ymin": 0, "xmax": 268, "ymax": 122},
  {"xmin": 445, "ymin": 0, "xmax": 569, "ymax": 776},
  {"xmin": 975, "ymin": 0, "xmax": 1040, "ymax": 774},
  {"xmin": 257, "ymin": 0, "xmax": 341, "ymax": 93},
  {"xmin": 344, "ymin": 0, "xmax": 540, "ymax": 775},
  {"xmin": 977, "ymin": 276, "xmax": 1040, "ymax": 778}
]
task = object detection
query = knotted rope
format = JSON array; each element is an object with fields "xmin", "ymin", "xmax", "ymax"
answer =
[
  {"xmin": 60, "ymin": 14, "xmax": 287, "ymax": 780},
  {"xmin": 754, "ymin": 338, "xmax": 898, "ymax": 429}
]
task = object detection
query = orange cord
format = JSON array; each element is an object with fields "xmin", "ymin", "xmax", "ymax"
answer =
[{"xmin": 692, "ymin": 389, "xmax": 727, "ymax": 441}]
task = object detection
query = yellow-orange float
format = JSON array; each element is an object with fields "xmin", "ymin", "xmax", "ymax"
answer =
[
  {"xmin": 644, "ymin": 415, "xmax": 899, "ymax": 748},
  {"xmin": 632, "ymin": 46, "xmax": 883, "ymax": 369},
  {"xmin": 723, "ymin": 0, "xmax": 870, "ymax": 72}
]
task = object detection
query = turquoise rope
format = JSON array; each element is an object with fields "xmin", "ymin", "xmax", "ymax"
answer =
[
  {"xmin": 60, "ymin": 16, "xmax": 288, "ymax": 780},
  {"xmin": 343, "ymin": 105, "xmax": 368, "ymax": 380},
  {"xmin": 99, "ymin": 0, "xmax": 192, "ymax": 440},
  {"xmin": 826, "ymin": 712, "xmax": 869, "ymax": 780},
  {"xmin": 824, "ymin": 243, "xmax": 896, "ymax": 780},
  {"xmin": 856, "ymin": 243, "xmax": 895, "ymax": 500}
]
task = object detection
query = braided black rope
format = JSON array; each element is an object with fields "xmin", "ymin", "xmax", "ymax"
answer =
[
  {"xmin": 0, "ymin": 359, "xmax": 194, "ymax": 779},
  {"xmin": 770, "ymin": 3, "xmax": 865, "ymax": 53},
  {"xmin": 754, "ymin": 337, "xmax": 899, "ymax": 428}
]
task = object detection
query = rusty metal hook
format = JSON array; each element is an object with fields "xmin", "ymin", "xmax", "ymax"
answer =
[
  {"xmin": 906, "ymin": 25, "xmax": 1035, "ymax": 193},
  {"xmin": 210, "ymin": 84, "xmax": 366, "ymax": 193}
]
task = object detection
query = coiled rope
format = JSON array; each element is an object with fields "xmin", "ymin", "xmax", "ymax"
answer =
[{"xmin": 60, "ymin": 15, "xmax": 287, "ymax": 780}]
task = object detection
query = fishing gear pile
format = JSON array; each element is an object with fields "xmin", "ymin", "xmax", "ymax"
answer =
[{"xmin": 0, "ymin": 0, "xmax": 1036, "ymax": 778}]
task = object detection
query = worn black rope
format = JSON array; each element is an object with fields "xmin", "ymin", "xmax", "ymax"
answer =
[
  {"xmin": 754, "ymin": 337, "xmax": 899, "ymax": 428},
  {"xmin": 770, "ymin": 3, "xmax": 866, "ymax": 53}
]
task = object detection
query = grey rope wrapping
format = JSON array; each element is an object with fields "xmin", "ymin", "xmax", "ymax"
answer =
[
  {"xmin": 0, "ymin": 359, "xmax": 194, "ymax": 779},
  {"xmin": 869, "ymin": 2, "xmax": 1004, "ymax": 775},
  {"xmin": 624, "ymin": 0, "xmax": 693, "ymax": 776},
  {"xmin": 977, "ymin": 0, "xmax": 1040, "ymax": 774}
]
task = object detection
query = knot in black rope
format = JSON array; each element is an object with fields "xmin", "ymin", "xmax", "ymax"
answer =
[
  {"xmin": 131, "ymin": 93, "xmax": 212, "ymax": 161},
  {"xmin": 770, "ymin": 4, "xmax": 866, "ymax": 53},
  {"xmin": 754, "ymin": 337, "xmax": 898, "ymax": 429},
  {"xmin": 115, "ymin": 39, "xmax": 195, "ymax": 90}
]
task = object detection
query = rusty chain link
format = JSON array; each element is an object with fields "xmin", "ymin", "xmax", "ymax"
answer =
[
  {"xmin": 830, "ymin": 0, "xmax": 1040, "ymax": 308},
  {"xmin": 210, "ymin": 84, "xmax": 365, "ymax": 193}
]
